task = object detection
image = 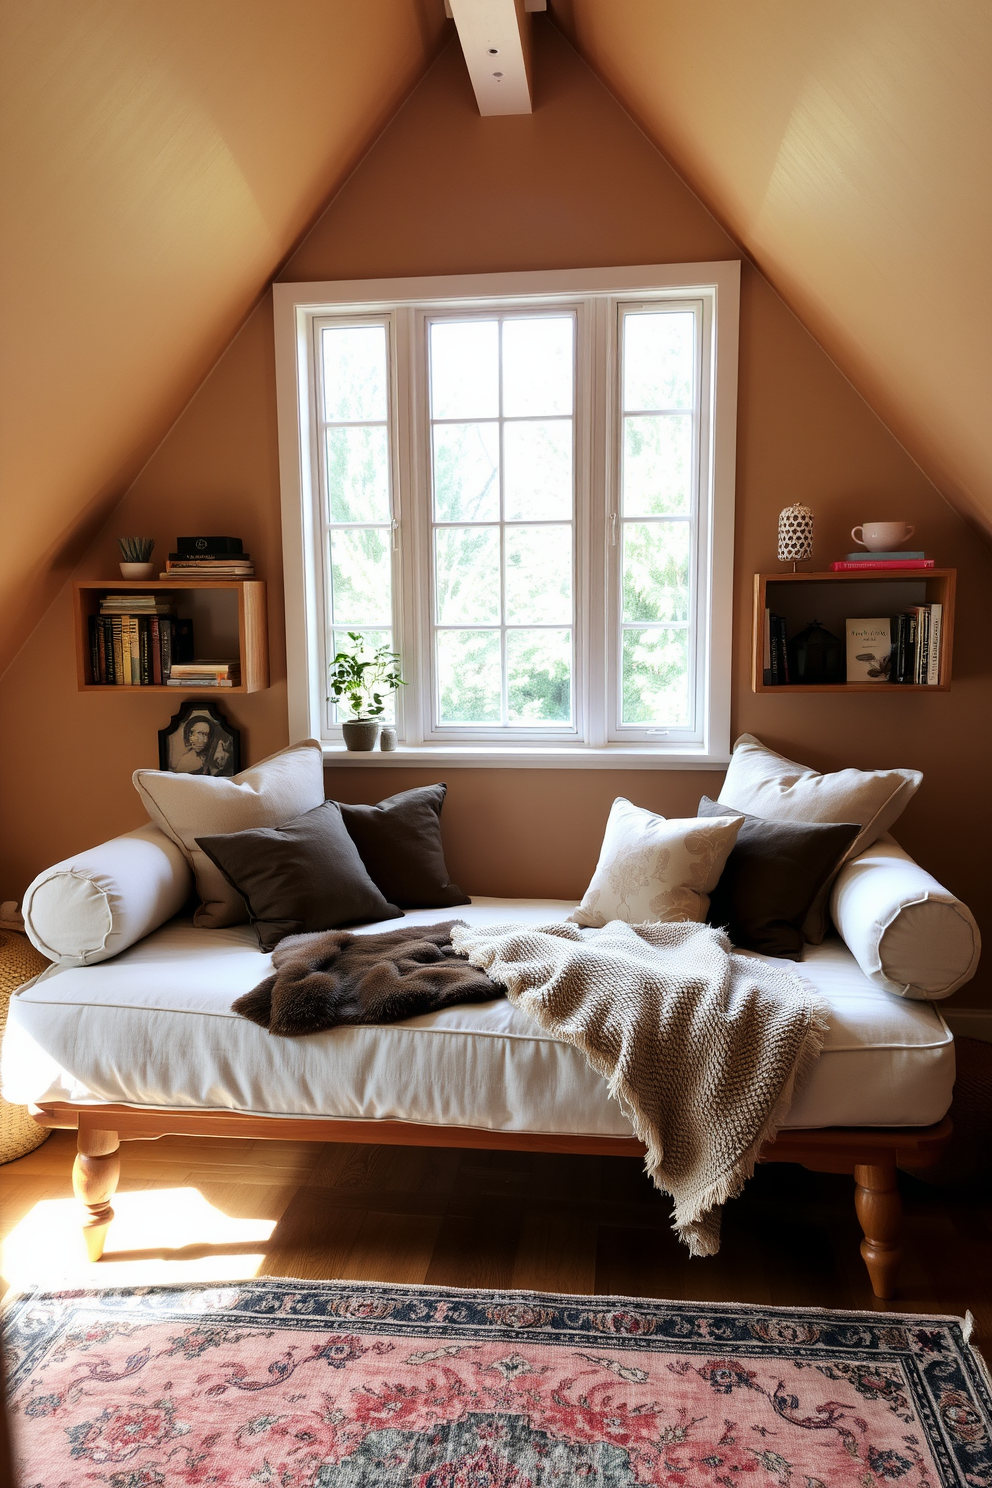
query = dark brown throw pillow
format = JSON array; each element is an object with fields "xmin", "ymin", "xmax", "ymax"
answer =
[
  {"xmin": 698, "ymin": 795, "xmax": 859, "ymax": 960},
  {"xmin": 337, "ymin": 784, "xmax": 469, "ymax": 909},
  {"xmin": 196, "ymin": 800, "xmax": 401, "ymax": 951}
]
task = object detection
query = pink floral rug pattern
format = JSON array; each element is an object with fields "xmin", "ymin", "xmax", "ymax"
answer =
[{"xmin": 4, "ymin": 1278, "xmax": 990, "ymax": 1487}]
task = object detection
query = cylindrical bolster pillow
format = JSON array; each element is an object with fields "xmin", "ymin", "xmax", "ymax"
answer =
[
  {"xmin": 830, "ymin": 835, "xmax": 980, "ymax": 999},
  {"xmin": 23, "ymin": 823, "xmax": 193, "ymax": 965}
]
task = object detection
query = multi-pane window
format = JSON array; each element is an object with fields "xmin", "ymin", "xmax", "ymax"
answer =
[
  {"xmin": 317, "ymin": 321, "xmax": 395, "ymax": 723},
  {"xmin": 619, "ymin": 307, "xmax": 698, "ymax": 728},
  {"xmin": 429, "ymin": 314, "xmax": 575, "ymax": 729},
  {"xmin": 279, "ymin": 266, "xmax": 737, "ymax": 759}
]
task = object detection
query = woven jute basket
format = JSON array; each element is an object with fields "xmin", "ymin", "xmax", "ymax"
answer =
[{"xmin": 0, "ymin": 929, "xmax": 52, "ymax": 1163}]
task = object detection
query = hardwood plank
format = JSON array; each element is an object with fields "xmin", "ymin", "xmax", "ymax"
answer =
[
  {"xmin": 2, "ymin": 1130, "xmax": 987, "ymax": 1352},
  {"xmin": 425, "ymin": 1200, "xmax": 524, "ymax": 1290},
  {"xmin": 510, "ymin": 1210, "xmax": 598, "ymax": 1295}
]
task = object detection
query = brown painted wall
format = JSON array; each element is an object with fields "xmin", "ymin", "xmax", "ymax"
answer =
[{"xmin": 2, "ymin": 23, "xmax": 989, "ymax": 1006}]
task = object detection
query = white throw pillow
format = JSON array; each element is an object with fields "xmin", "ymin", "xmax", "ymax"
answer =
[
  {"xmin": 134, "ymin": 739, "xmax": 325, "ymax": 928},
  {"xmin": 570, "ymin": 798, "xmax": 743, "ymax": 928},
  {"xmin": 718, "ymin": 733, "xmax": 922, "ymax": 942},
  {"xmin": 830, "ymin": 835, "xmax": 980, "ymax": 1000},
  {"xmin": 23, "ymin": 823, "xmax": 193, "ymax": 965}
]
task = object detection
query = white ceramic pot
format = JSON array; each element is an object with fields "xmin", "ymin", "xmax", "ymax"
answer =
[
  {"xmin": 119, "ymin": 562, "xmax": 156, "ymax": 579},
  {"xmin": 342, "ymin": 719, "xmax": 380, "ymax": 751},
  {"xmin": 379, "ymin": 725, "xmax": 398, "ymax": 752}
]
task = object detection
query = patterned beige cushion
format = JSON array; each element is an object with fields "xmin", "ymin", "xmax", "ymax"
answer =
[
  {"xmin": 717, "ymin": 734, "xmax": 922, "ymax": 942},
  {"xmin": 570, "ymin": 798, "xmax": 743, "ymax": 928},
  {"xmin": 134, "ymin": 740, "xmax": 325, "ymax": 929}
]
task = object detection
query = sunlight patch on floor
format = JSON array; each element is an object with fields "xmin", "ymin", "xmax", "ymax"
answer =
[{"xmin": 1, "ymin": 1187, "xmax": 273, "ymax": 1292}]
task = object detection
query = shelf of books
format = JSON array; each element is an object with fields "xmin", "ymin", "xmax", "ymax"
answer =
[
  {"xmin": 73, "ymin": 580, "xmax": 269, "ymax": 693},
  {"xmin": 751, "ymin": 570, "xmax": 955, "ymax": 694}
]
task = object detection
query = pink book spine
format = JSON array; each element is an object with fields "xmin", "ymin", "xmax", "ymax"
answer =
[{"xmin": 830, "ymin": 559, "xmax": 934, "ymax": 570}]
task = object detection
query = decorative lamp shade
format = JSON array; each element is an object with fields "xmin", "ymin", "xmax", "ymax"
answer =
[
  {"xmin": 778, "ymin": 504, "xmax": 814, "ymax": 563},
  {"xmin": 788, "ymin": 620, "xmax": 843, "ymax": 685}
]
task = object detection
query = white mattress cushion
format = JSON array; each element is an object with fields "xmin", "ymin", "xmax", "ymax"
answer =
[{"xmin": 3, "ymin": 899, "xmax": 953, "ymax": 1135}]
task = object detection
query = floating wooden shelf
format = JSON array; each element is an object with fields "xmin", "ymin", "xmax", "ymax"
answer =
[
  {"xmin": 752, "ymin": 569, "xmax": 955, "ymax": 694},
  {"xmin": 74, "ymin": 579, "xmax": 269, "ymax": 694}
]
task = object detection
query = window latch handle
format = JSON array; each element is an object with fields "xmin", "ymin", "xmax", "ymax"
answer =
[
  {"xmin": 610, "ymin": 511, "xmax": 619, "ymax": 547},
  {"xmin": 391, "ymin": 517, "xmax": 399, "ymax": 552}
]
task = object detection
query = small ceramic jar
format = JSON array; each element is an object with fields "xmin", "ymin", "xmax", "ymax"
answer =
[{"xmin": 379, "ymin": 725, "xmax": 398, "ymax": 752}]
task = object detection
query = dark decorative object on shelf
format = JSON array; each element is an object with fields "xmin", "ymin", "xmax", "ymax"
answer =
[
  {"xmin": 158, "ymin": 699, "xmax": 241, "ymax": 776},
  {"xmin": 788, "ymin": 619, "xmax": 844, "ymax": 684}
]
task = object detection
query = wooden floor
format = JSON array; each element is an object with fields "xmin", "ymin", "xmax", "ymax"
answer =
[{"xmin": 2, "ymin": 1131, "xmax": 990, "ymax": 1348}]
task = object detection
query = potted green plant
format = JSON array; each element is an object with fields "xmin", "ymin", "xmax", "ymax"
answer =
[
  {"xmin": 328, "ymin": 632, "xmax": 405, "ymax": 751},
  {"xmin": 118, "ymin": 536, "xmax": 156, "ymax": 579}
]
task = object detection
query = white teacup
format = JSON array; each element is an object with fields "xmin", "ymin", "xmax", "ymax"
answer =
[{"xmin": 851, "ymin": 521, "xmax": 915, "ymax": 552}]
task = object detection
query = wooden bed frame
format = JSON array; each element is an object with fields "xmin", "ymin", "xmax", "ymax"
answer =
[{"xmin": 32, "ymin": 1102, "xmax": 952, "ymax": 1301}]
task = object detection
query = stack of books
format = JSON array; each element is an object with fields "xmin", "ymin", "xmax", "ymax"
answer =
[
  {"xmin": 89, "ymin": 595, "xmax": 193, "ymax": 685},
  {"xmin": 761, "ymin": 610, "xmax": 791, "ymax": 684},
  {"xmin": 167, "ymin": 661, "xmax": 241, "ymax": 688},
  {"xmin": 100, "ymin": 592, "xmax": 178, "ymax": 614},
  {"xmin": 831, "ymin": 551, "xmax": 934, "ymax": 571},
  {"xmin": 161, "ymin": 538, "xmax": 254, "ymax": 578}
]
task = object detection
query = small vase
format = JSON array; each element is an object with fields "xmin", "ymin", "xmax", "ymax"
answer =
[
  {"xmin": 342, "ymin": 719, "xmax": 380, "ymax": 752},
  {"xmin": 120, "ymin": 561, "xmax": 156, "ymax": 579},
  {"xmin": 379, "ymin": 725, "xmax": 398, "ymax": 752}
]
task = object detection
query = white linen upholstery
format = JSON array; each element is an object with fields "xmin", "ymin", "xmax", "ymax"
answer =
[
  {"xmin": 22, "ymin": 824, "xmax": 192, "ymax": 966},
  {"xmin": 830, "ymin": 836, "xmax": 980, "ymax": 1000},
  {"xmin": 3, "ymin": 899, "xmax": 954, "ymax": 1135}
]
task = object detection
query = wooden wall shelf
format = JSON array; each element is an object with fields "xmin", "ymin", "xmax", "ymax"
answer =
[
  {"xmin": 752, "ymin": 569, "xmax": 955, "ymax": 694},
  {"xmin": 74, "ymin": 579, "xmax": 269, "ymax": 693}
]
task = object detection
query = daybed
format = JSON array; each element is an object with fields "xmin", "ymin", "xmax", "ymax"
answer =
[{"xmin": 2, "ymin": 811, "xmax": 977, "ymax": 1299}]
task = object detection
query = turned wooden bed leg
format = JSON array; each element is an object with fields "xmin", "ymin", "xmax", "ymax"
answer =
[
  {"xmin": 854, "ymin": 1160, "xmax": 902, "ymax": 1300},
  {"xmin": 72, "ymin": 1130, "xmax": 120, "ymax": 1261}
]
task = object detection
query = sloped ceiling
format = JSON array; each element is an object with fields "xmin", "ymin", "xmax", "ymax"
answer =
[
  {"xmin": 552, "ymin": 0, "xmax": 992, "ymax": 542},
  {"xmin": 0, "ymin": 0, "xmax": 448, "ymax": 676},
  {"xmin": 4, "ymin": 2, "xmax": 990, "ymax": 684}
]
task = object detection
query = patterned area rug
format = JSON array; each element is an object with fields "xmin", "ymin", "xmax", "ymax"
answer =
[{"xmin": 4, "ymin": 1278, "xmax": 991, "ymax": 1487}]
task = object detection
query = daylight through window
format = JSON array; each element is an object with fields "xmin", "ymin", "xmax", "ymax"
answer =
[
  {"xmin": 429, "ymin": 314, "xmax": 575, "ymax": 728},
  {"xmin": 279, "ymin": 265, "xmax": 737, "ymax": 760}
]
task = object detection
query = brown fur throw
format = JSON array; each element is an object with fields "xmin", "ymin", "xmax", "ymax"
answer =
[{"xmin": 233, "ymin": 921, "xmax": 502, "ymax": 1037}]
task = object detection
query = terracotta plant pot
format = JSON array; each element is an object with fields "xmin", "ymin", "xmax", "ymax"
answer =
[
  {"xmin": 119, "ymin": 561, "xmax": 156, "ymax": 579},
  {"xmin": 342, "ymin": 719, "xmax": 380, "ymax": 752}
]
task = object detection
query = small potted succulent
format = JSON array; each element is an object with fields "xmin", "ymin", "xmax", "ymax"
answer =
[
  {"xmin": 118, "ymin": 536, "xmax": 156, "ymax": 579},
  {"xmin": 328, "ymin": 632, "xmax": 405, "ymax": 751}
]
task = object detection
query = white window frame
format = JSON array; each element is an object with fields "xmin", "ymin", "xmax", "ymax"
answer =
[{"xmin": 274, "ymin": 262, "xmax": 739, "ymax": 769}]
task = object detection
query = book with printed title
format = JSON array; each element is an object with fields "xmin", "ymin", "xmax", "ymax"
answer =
[{"xmin": 846, "ymin": 618, "xmax": 893, "ymax": 682}]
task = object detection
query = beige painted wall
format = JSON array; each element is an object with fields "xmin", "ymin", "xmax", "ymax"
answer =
[{"xmin": 2, "ymin": 23, "xmax": 988, "ymax": 1006}]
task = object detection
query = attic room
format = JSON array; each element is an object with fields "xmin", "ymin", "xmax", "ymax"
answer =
[{"xmin": 2, "ymin": 2, "xmax": 991, "ymax": 1481}]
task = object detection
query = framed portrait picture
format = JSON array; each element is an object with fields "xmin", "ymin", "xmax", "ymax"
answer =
[{"xmin": 158, "ymin": 700, "xmax": 241, "ymax": 777}]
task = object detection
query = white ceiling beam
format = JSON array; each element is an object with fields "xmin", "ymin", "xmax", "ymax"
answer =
[{"xmin": 447, "ymin": 0, "xmax": 537, "ymax": 117}]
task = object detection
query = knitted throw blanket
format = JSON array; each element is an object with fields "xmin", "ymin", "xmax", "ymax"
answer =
[{"xmin": 451, "ymin": 918, "xmax": 829, "ymax": 1257}]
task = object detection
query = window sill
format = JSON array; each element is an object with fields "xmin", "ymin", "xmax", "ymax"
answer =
[{"xmin": 321, "ymin": 743, "xmax": 730, "ymax": 770}]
